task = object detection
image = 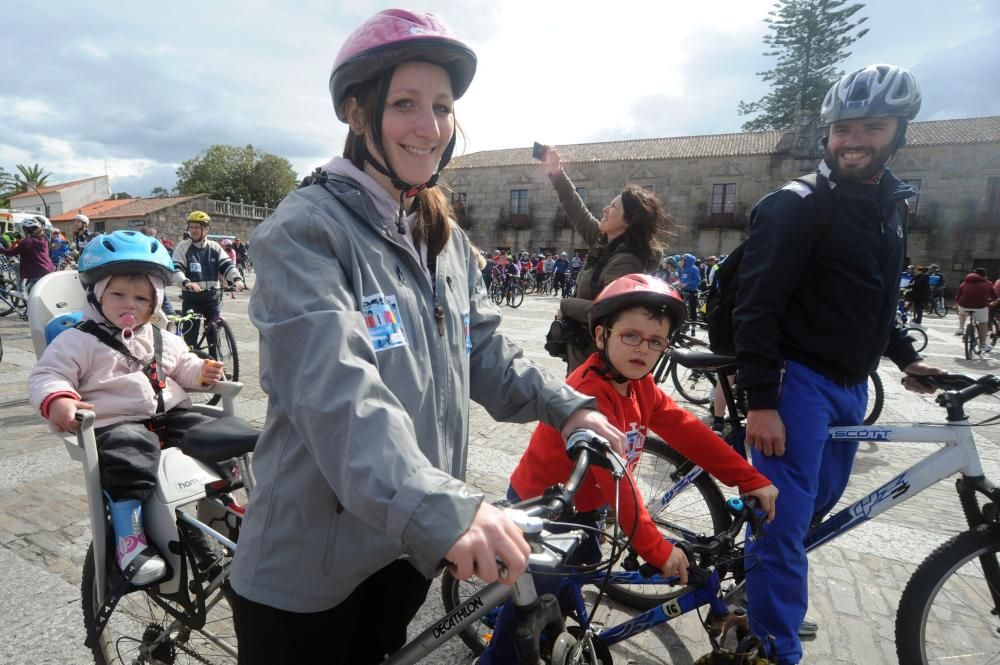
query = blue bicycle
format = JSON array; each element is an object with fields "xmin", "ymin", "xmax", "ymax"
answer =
[{"xmin": 435, "ymin": 431, "xmax": 770, "ymax": 665}]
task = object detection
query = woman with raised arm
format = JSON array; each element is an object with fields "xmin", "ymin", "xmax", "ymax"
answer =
[
  {"xmin": 229, "ymin": 10, "xmax": 625, "ymax": 665},
  {"xmin": 542, "ymin": 147, "xmax": 670, "ymax": 373}
]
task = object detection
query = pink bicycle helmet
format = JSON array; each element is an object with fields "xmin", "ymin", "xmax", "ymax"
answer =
[{"xmin": 329, "ymin": 9, "xmax": 477, "ymax": 122}]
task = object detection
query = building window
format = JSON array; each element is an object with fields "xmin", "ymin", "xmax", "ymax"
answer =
[
  {"xmin": 93, "ymin": 221, "xmax": 106, "ymax": 233},
  {"xmin": 903, "ymin": 179, "xmax": 921, "ymax": 216},
  {"xmin": 451, "ymin": 192, "xmax": 466, "ymax": 206},
  {"xmin": 510, "ymin": 190, "xmax": 529, "ymax": 215},
  {"xmin": 575, "ymin": 187, "xmax": 587, "ymax": 202},
  {"xmin": 988, "ymin": 178, "xmax": 1000, "ymax": 221},
  {"xmin": 711, "ymin": 183, "xmax": 736, "ymax": 214}
]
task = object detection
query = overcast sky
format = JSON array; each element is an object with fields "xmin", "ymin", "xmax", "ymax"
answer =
[{"xmin": 2, "ymin": 0, "xmax": 997, "ymax": 199}]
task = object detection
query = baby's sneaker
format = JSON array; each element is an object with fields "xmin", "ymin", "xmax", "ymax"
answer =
[{"xmin": 109, "ymin": 498, "xmax": 167, "ymax": 586}]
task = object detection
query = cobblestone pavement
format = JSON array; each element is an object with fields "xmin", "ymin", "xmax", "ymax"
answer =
[{"xmin": 1, "ymin": 275, "xmax": 998, "ymax": 664}]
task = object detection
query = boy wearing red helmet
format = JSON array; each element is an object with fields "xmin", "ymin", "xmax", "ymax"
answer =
[{"xmin": 479, "ymin": 274, "xmax": 777, "ymax": 664}]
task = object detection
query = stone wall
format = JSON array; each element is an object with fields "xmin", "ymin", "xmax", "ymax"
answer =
[
  {"xmin": 442, "ymin": 139, "xmax": 1000, "ymax": 288},
  {"xmin": 100, "ymin": 195, "xmax": 267, "ymax": 244}
]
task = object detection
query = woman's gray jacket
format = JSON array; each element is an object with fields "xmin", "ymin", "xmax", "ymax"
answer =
[{"xmin": 230, "ymin": 174, "xmax": 595, "ymax": 612}]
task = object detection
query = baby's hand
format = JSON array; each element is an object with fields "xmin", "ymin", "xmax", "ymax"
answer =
[
  {"xmin": 200, "ymin": 359, "xmax": 225, "ymax": 386},
  {"xmin": 48, "ymin": 397, "xmax": 95, "ymax": 432}
]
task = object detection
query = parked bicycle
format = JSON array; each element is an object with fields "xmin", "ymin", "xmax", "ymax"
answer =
[
  {"xmin": 0, "ymin": 257, "xmax": 28, "ymax": 321},
  {"xmin": 635, "ymin": 348, "xmax": 1000, "ymax": 665},
  {"xmin": 167, "ymin": 290, "xmax": 240, "ymax": 406}
]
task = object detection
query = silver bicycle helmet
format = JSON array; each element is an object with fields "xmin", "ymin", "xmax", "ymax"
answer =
[{"xmin": 820, "ymin": 64, "xmax": 921, "ymax": 124}]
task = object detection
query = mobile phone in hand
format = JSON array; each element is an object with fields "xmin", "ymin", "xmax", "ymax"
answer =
[{"xmin": 532, "ymin": 142, "xmax": 548, "ymax": 161}]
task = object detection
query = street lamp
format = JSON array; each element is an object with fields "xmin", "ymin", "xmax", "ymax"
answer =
[{"xmin": 16, "ymin": 178, "xmax": 50, "ymax": 218}]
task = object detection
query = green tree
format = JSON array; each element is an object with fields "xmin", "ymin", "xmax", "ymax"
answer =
[
  {"xmin": 0, "ymin": 167, "xmax": 15, "ymax": 207},
  {"xmin": 111, "ymin": 192, "xmax": 133, "ymax": 199},
  {"xmin": 175, "ymin": 144, "xmax": 297, "ymax": 207},
  {"xmin": 150, "ymin": 186, "xmax": 172, "ymax": 198},
  {"xmin": 13, "ymin": 163, "xmax": 52, "ymax": 193},
  {"xmin": 738, "ymin": 0, "xmax": 869, "ymax": 131}
]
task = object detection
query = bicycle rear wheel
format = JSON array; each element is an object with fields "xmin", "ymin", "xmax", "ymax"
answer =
[
  {"xmin": 990, "ymin": 318, "xmax": 1000, "ymax": 347},
  {"xmin": 863, "ymin": 371, "xmax": 884, "ymax": 426},
  {"xmin": 0, "ymin": 277, "xmax": 24, "ymax": 317},
  {"xmin": 604, "ymin": 437, "xmax": 730, "ymax": 610},
  {"xmin": 932, "ymin": 297, "xmax": 949, "ymax": 317},
  {"xmin": 81, "ymin": 543, "xmax": 238, "ymax": 665},
  {"xmin": 964, "ymin": 325, "xmax": 977, "ymax": 360},
  {"xmin": 895, "ymin": 524, "xmax": 1000, "ymax": 665}
]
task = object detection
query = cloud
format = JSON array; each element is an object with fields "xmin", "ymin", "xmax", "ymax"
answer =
[{"xmin": 0, "ymin": 0, "xmax": 996, "ymax": 196}]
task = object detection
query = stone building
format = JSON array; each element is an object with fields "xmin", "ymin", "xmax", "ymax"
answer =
[
  {"xmin": 42, "ymin": 194, "xmax": 273, "ymax": 243},
  {"xmin": 441, "ymin": 115, "xmax": 1000, "ymax": 288}
]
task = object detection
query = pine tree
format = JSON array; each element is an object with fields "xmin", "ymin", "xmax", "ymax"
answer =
[{"xmin": 738, "ymin": 0, "xmax": 869, "ymax": 131}]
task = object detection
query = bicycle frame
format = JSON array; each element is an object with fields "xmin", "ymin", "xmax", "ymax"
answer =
[{"xmin": 387, "ymin": 557, "xmax": 730, "ymax": 665}]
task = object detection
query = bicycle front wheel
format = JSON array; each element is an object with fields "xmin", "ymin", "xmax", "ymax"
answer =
[
  {"xmin": 441, "ymin": 570, "xmax": 497, "ymax": 655},
  {"xmin": 895, "ymin": 524, "xmax": 1000, "ymax": 665},
  {"xmin": 864, "ymin": 371, "xmax": 884, "ymax": 426},
  {"xmin": 506, "ymin": 285, "xmax": 524, "ymax": 308},
  {"xmin": 604, "ymin": 437, "xmax": 730, "ymax": 610},
  {"xmin": 81, "ymin": 543, "xmax": 238, "ymax": 665}
]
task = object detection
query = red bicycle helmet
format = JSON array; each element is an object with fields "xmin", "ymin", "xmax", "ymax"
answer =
[
  {"xmin": 329, "ymin": 9, "xmax": 477, "ymax": 122},
  {"xmin": 589, "ymin": 274, "xmax": 687, "ymax": 338}
]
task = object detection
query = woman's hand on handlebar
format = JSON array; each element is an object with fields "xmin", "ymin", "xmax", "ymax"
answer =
[
  {"xmin": 561, "ymin": 409, "xmax": 627, "ymax": 458},
  {"xmin": 660, "ymin": 544, "xmax": 689, "ymax": 585},
  {"xmin": 543, "ymin": 147, "xmax": 562, "ymax": 176},
  {"xmin": 445, "ymin": 502, "xmax": 530, "ymax": 586},
  {"xmin": 745, "ymin": 484, "xmax": 778, "ymax": 522}
]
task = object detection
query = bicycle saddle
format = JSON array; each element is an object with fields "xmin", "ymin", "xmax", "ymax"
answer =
[
  {"xmin": 179, "ymin": 416, "xmax": 259, "ymax": 462},
  {"xmin": 670, "ymin": 347, "xmax": 736, "ymax": 371}
]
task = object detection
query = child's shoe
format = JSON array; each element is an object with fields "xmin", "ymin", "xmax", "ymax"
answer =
[{"xmin": 109, "ymin": 498, "xmax": 167, "ymax": 586}]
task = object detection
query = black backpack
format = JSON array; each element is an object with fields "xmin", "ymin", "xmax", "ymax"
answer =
[{"xmin": 705, "ymin": 173, "xmax": 834, "ymax": 355}]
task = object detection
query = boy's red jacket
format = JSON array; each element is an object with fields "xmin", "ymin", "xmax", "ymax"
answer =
[{"xmin": 510, "ymin": 353, "xmax": 771, "ymax": 568}]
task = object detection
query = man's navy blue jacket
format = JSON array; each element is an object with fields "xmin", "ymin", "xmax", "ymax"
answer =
[{"xmin": 734, "ymin": 161, "xmax": 920, "ymax": 410}]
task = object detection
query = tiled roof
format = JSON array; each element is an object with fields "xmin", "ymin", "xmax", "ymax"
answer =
[
  {"xmin": 447, "ymin": 116, "xmax": 1000, "ymax": 170},
  {"xmin": 51, "ymin": 199, "xmax": 135, "ymax": 222},
  {"xmin": 94, "ymin": 196, "xmax": 201, "ymax": 219},
  {"xmin": 8, "ymin": 176, "xmax": 108, "ymax": 200}
]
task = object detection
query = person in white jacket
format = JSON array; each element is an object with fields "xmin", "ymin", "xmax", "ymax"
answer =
[{"xmin": 27, "ymin": 230, "xmax": 224, "ymax": 585}]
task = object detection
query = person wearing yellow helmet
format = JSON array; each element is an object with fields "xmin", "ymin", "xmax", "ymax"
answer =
[{"xmin": 171, "ymin": 210, "xmax": 245, "ymax": 347}]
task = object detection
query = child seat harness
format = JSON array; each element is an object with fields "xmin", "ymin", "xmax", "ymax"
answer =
[{"xmin": 76, "ymin": 321, "xmax": 167, "ymax": 426}]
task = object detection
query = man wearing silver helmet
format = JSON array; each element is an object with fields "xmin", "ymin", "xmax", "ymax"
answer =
[{"xmin": 732, "ymin": 64, "xmax": 944, "ymax": 664}]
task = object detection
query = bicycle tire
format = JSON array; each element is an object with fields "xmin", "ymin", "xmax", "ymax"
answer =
[
  {"xmin": 670, "ymin": 362, "xmax": 716, "ymax": 406},
  {"xmin": 894, "ymin": 524, "xmax": 1000, "ymax": 665},
  {"xmin": 81, "ymin": 543, "xmax": 238, "ymax": 665},
  {"xmin": 207, "ymin": 319, "xmax": 240, "ymax": 406},
  {"xmin": 990, "ymin": 318, "xmax": 1000, "ymax": 347},
  {"xmin": 906, "ymin": 326, "xmax": 928, "ymax": 354},
  {"xmin": 0, "ymin": 277, "xmax": 23, "ymax": 317},
  {"xmin": 964, "ymin": 325, "xmax": 976, "ymax": 360},
  {"xmin": 506, "ymin": 285, "xmax": 524, "ymax": 308},
  {"xmin": 491, "ymin": 284, "xmax": 504, "ymax": 305},
  {"xmin": 441, "ymin": 570, "xmax": 496, "ymax": 655},
  {"xmin": 604, "ymin": 437, "xmax": 730, "ymax": 610},
  {"xmin": 864, "ymin": 371, "xmax": 884, "ymax": 426},
  {"xmin": 522, "ymin": 278, "xmax": 536, "ymax": 295}
]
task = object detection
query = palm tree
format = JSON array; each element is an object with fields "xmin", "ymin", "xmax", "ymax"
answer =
[{"xmin": 14, "ymin": 163, "xmax": 52, "ymax": 193}]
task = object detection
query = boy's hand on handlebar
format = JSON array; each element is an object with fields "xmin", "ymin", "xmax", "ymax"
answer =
[
  {"xmin": 47, "ymin": 397, "xmax": 95, "ymax": 432},
  {"xmin": 562, "ymin": 409, "xmax": 627, "ymax": 458},
  {"xmin": 660, "ymin": 545, "xmax": 689, "ymax": 585},
  {"xmin": 445, "ymin": 502, "xmax": 530, "ymax": 586},
  {"xmin": 184, "ymin": 282, "xmax": 203, "ymax": 293},
  {"xmin": 745, "ymin": 484, "xmax": 778, "ymax": 522}
]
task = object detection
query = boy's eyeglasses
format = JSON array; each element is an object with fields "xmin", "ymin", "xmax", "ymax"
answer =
[{"xmin": 609, "ymin": 329, "xmax": 669, "ymax": 352}]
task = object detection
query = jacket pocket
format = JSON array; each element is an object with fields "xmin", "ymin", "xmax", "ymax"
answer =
[{"xmin": 321, "ymin": 495, "xmax": 344, "ymax": 576}]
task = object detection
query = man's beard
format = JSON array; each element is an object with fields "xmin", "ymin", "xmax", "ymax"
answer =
[{"xmin": 825, "ymin": 142, "xmax": 895, "ymax": 183}]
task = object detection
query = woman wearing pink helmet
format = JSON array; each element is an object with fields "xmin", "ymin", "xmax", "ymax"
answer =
[{"xmin": 229, "ymin": 9, "xmax": 625, "ymax": 663}]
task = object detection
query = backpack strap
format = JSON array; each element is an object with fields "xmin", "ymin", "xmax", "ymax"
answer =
[
  {"xmin": 793, "ymin": 172, "xmax": 835, "ymax": 239},
  {"xmin": 76, "ymin": 321, "xmax": 166, "ymax": 415}
]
